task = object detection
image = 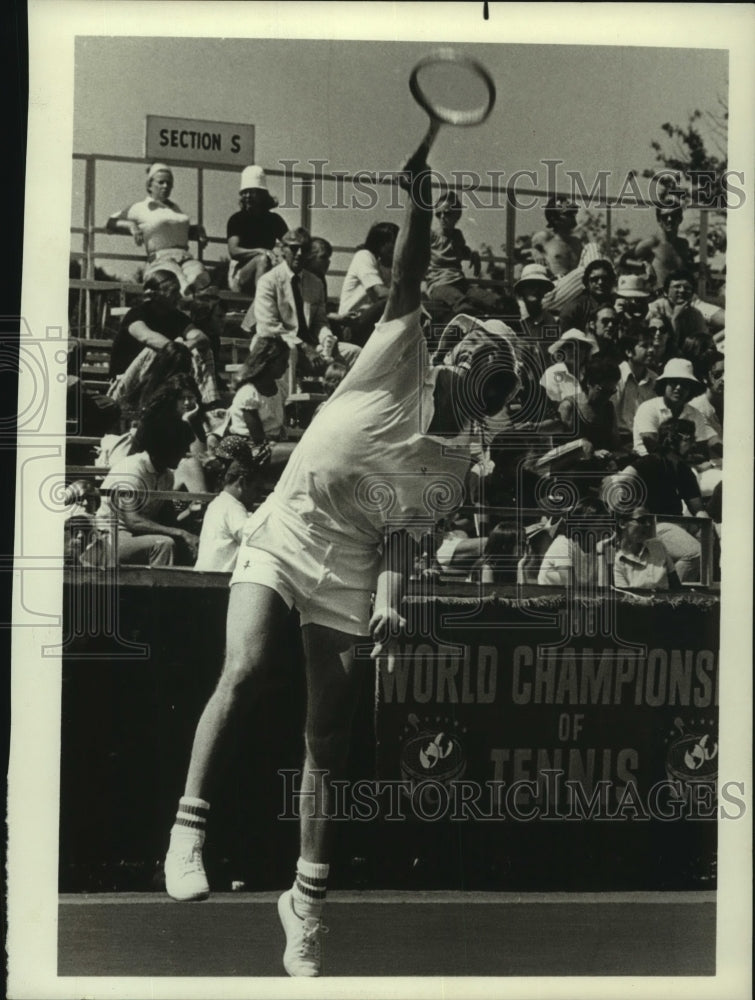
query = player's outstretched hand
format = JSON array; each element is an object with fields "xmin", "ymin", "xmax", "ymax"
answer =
[{"xmin": 369, "ymin": 606, "xmax": 407, "ymax": 674}]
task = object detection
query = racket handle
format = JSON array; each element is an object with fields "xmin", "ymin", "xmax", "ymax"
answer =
[{"xmin": 418, "ymin": 118, "xmax": 442, "ymax": 157}]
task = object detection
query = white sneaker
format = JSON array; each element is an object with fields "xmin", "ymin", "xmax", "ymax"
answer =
[
  {"xmin": 164, "ymin": 836, "xmax": 209, "ymax": 901},
  {"xmin": 277, "ymin": 889, "xmax": 328, "ymax": 976}
]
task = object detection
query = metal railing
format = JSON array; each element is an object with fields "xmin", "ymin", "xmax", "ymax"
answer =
[{"xmin": 71, "ymin": 151, "xmax": 720, "ymax": 337}]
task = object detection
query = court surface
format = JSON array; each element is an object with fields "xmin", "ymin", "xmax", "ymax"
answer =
[{"xmin": 59, "ymin": 890, "xmax": 715, "ymax": 977}]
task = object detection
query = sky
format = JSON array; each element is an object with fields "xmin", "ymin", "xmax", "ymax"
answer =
[{"xmin": 69, "ymin": 33, "xmax": 729, "ymax": 288}]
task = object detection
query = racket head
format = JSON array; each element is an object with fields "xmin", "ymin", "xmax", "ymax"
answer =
[{"xmin": 409, "ymin": 49, "xmax": 496, "ymax": 127}]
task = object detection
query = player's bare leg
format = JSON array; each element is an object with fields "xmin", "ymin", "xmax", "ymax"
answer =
[
  {"xmin": 278, "ymin": 623, "xmax": 363, "ymax": 976},
  {"xmin": 165, "ymin": 583, "xmax": 289, "ymax": 901}
]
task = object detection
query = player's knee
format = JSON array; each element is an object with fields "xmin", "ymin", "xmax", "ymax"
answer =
[
  {"xmin": 217, "ymin": 651, "xmax": 265, "ymax": 701},
  {"xmin": 305, "ymin": 728, "xmax": 350, "ymax": 773}
]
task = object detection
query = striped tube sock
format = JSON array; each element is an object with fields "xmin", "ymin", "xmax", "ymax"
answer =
[
  {"xmin": 291, "ymin": 858, "xmax": 329, "ymax": 918},
  {"xmin": 171, "ymin": 796, "xmax": 210, "ymax": 845}
]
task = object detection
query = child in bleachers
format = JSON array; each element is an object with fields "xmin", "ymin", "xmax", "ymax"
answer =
[
  {"xmin": 226, "ymin": 336, "xmax": 291, "ymax": 444},
  {"xmin": 194, "ymin": 436, "xmax": 271, "ymax": 573}
]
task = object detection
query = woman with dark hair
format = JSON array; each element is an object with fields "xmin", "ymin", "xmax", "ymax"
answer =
[
  {"xmin": 482, "ymin": 520, "xmax": 523, "ymax": 585},
  {"xmin": 335, "ymin": 221, "xmax": 399, "ymax": 346},
  {"xmin": 537, "ymin": 495, "xmax": 608, "ymax": 587},
  {"xmin": 678, "ymin": 331, "xmax": 715, "ymax": 382},
  {"xmin": 556, "ymin": 355, "xmax": 622, "ymax": 455},
  {"xmin": 558, "ymin": 258, "xmax": 616, "ymax": 334},
  {"xmin": 100, "ymin": 371, "xmax": 211, "ymax": 495},
  {"xmin": 226, "ymin": 335, "xmax": 291, "ymax": 443},
  {"xmin": 110, "ymin": 340, "xmax": 193, "ymax": 425}
]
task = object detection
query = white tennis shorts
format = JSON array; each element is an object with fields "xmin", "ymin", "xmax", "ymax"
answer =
[{"xmin": 230, "ymin": 499, "xmax": 380, "ymax": 636}]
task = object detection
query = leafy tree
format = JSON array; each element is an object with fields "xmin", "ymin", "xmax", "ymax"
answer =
[{"xmin": 642, "ymin": 100, "xmax": 728, "ymax": 209}]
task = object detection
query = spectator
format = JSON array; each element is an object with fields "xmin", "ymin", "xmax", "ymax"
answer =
[
  {"xmin": 513, "ymin": 264, "xmax": 558, "ymax": 340},
  {"xmin": 307, "ymin": 237, "xmax": 334, "ymax": 296},
  {"xmin": 537, "ymin": 496, "xmax": 607, "ymax": 587},
  {"xmin": 226, "ymin": 335, "xmax": 291, "ymax": 443},
  {"xmin": 252, "ymin": 228, "xmax": 360, "ymax": 376},
  {"xmin": 109, "ymin": 269, "xmax": 221, "ymax": 405},
  {"xmin": 480, "ymin": 434, "xmax": 540, "ymax": 510},
  {"xmin": 100, "ymin": 374, "xmax": 211, "ymax": 495},
  {"xmin": 97, "ymin": 414, "xmax": 199, "ymax": 567},
  {"xmin": 647, "ymin": 270, "xmax": 709, "ymax": 340},
  {"xmin": 63, "ymin": 480, "xmax": 110, "ymax": 569},
  {"xmin": 314, "ymin": 361, "xmax": 349, "ymax": 418},
  {"xmin": 678, "ymin": 331, "xmax": 715, "ymax": 382},
  {"xmin": 648, "ymin": 314, "xmax": 677, "ymax": 373},
  {"xmin": 633, "ymin": 357, "xmax": 719, "ymax": 456},
  {"xmin": 424, "ymin": 191, "xmax": 513, "ymax": 322},
  {"xmin": 188, "ymin": 286, "xmax": 228, "ymax": 375},
  {"xmin": 558, "ymin": 259, "xmax": 616, "ymax": 334},
  {"xmin": 336, "ymin": 222, "xmax": 398, "ymax": 346},
  {"xmin": 630, "ymin": 199, "xmax": 694, "ymax": 290},
  {"xmin": 557, "ymin": 355, "xmax": 621, "ymax": 454},
  {"xmin": 614, "ymin": 274, "xmax": 651, "ymax": 338},
  {"xmin": 612, "ymin": 331, "xmax": 657, "ymax": 444},
  {"xmin": 612, "ymin": 507, "xmax": 681, "ymax": 591},
  {"xmin": 531, "ymin": 197, "xmax": 603, "ymax": 312},
  {"xmin": 619, "ymin": 418, "xmax": 710, "ymax": 581},
  {"xmin": 689, "ymin": 350, "xmax": 724, "ymax": 440},
  {"xmin": 109, "ymin": 340, "xmax": 193, "ymax": 425},
  {"xmin": 540, "ymin": 328, "xmax": 599, "ymax": 404},
  {"xmin": 226, "ymin": 165, "xmax": 288, "ymax": 295},
  {"xmin": 588, "ymin": 306, "xmax": 621, "ymax": 361},
  {"xmin": 194, "ymin": 436, "xmax": 271, "ymax": 573},
  {"xmin": 482, "ymin": 520, "xmax": 523, "ymax": 586},
  {"xmin": 106, "ymin": 163, "xmax": 210, "ymax": 298}
]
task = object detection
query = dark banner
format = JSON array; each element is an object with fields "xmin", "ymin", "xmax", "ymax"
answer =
[{"xmin": 372, "ymin": 591, "xmax": 722, "ymax": 889}]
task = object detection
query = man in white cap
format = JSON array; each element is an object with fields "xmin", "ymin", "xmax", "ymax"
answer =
[
  {"xmin": 632, "ymin": 357, "xmax": 720, "ymax": 456},
  {"xmin": 226, "ymin": 165, "xmax": 288, "ymax": 295}
]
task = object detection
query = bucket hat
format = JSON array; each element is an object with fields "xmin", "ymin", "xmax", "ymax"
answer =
[
  {"xmin": 616, "ymin": 274, "xmax": 651, "ymax": 299},
  {"xmin": 547, "ymin": 328, "xmax": 599, "ymax": 357},
  {"xmin": 514, "ymin": 264, "xmax": 555, "ymax": 294}
]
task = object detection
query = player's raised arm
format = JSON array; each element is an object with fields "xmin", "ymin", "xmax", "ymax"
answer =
[{"xmin": 382, "ymin": 148, "xmax": 433, "ymax": 323}]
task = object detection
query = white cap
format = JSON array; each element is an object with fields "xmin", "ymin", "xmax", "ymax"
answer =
[
  {"xmin": 239, "ymin": 165, "xmax": 269, "ymax": 192},
  {"xmin": 146, "ymin": 162, "xmax": 173, "ymax": 181}
]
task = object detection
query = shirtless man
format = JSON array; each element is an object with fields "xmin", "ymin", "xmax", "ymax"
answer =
[
  {"xmin": 531, "ymin": 197, "xmax": 602, "ymax": 312},
  {"xmin": 531, "ymin": 197, "xmax": 582, "ymax": 277},
  {"xmin": 631, "ymin": 200, "xmax": 694, "ymax": 290}
]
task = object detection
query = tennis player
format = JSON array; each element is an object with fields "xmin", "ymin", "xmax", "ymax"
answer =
[{"xmin": 164, "ymin": 144, "xmax": 520, "ymax": 976}]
